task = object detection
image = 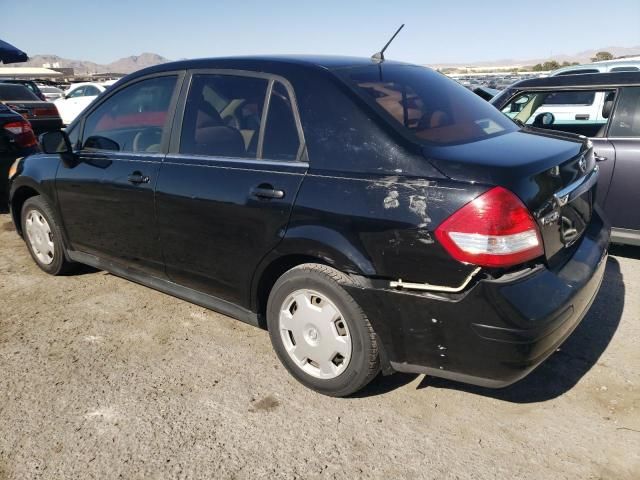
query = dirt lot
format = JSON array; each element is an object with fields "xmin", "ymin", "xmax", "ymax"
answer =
[{"xmin": 0, "ymin": 212, "xmax": 638, "ymax": 480}]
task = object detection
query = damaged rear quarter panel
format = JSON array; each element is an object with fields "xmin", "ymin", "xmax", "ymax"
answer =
[{"xmin": 287, "ymin": 171, "xmax": 489, "ymax": 286}]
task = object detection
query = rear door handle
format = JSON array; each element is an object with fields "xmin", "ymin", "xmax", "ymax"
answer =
[
  {"xmin": 594, "ymin": 155, "xmax": 607, "ymax": 162},
  {"xmin": 128, "ymin": 171, "xmax": 150, "ymax": 184},
  {"xmin": 251, "ymin": 184, "xmax": 285, "ymax": 199},
  {"xmin": 575, "ymin": 114, "xmax": 590, "ymax": 120}
]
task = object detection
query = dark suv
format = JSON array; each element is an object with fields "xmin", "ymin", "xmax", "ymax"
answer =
[
  {"xmin": 492, "ymin": 72, "xmax": 640, "ymax": 246},
  {"xmin": 9, "ymin": 56, "xmax": 609, "ymax": 396}
]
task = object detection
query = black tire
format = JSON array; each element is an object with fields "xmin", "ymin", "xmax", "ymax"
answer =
[
  {"xmin": 21, "ymin": 195, "xmax": 74, "ymax": 275},
  {"xmin": 267, "ymin": 263, "xmax": 380, "ymax": 397}
]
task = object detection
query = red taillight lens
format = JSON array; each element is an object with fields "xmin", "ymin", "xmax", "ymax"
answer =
[
  {"xmin": 33, "ymin": 106, "xmax": 59, "ymax": 117},
  {"xmin": 435, "ymin": 186, "xmax": 544, "ymax": 268},
  {"xmin": 3, "ymin": 120, "xmax": 37, "ymax": 148}
]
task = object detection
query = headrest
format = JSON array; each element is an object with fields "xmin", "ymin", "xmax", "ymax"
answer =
[{"xmin": 602, "ymin": 92, "xmax": 615, "ymax": 119}]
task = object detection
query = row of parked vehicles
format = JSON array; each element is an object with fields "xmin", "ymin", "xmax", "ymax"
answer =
[{"xmin": 2, "ymin": 53, "xmax": 639, "ymax": 396}]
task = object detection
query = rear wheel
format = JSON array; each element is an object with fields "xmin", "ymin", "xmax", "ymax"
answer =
[
  {"xmin": 267, "ymin": 263, "xmax": 379, "ymax": 397},
  {"xmin": 21, "ymin": 196, "xmax": 74, "ymax": 275}
]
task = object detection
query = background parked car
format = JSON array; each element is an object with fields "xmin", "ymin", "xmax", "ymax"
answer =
[
  {"xmin": 0, "ymin": 79, "xmax": 46, "ymax": 100},
  {"xmin": 0, "ymin": 83, "xmax": 62, "ymax": 135},
  {"xmin": 550, "ymin": 59, "xmax": 640, "ymax": 76},
  {"xmin": 54, "ymin": 81, "xmax": 110, "ymax": 125},
  {"xmin": 38, "ymin": 85, "xmax": 65, "ymax": 101},
  {"xmin": 492, "ymin": 72, "xmax": 640, "ymax": 246},
  {"xmin": 0, "ymin": 102, "xmax": 37, "ymax": 204}
]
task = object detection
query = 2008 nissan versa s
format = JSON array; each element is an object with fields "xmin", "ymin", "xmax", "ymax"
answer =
[{"xmin": 8, "ymin": 55, "xmax": 609, "ymax": 396}]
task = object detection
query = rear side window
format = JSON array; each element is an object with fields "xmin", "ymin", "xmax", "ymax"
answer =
[
  {"xmin": 262, "ymin": 82, "xmax": 301, "ymax": 160},
  {"xmin": 67, "ymin": 87, "xmax": 86, "ymax": 98},
  {"xmin": 542, "ymin": 91, "xmax": 595, "ymax": 105},
  {"xmin": 609, "ymin": 87, "xmax": 640, "ymax": 137},
  {"xmin": 610, "ymin": 66, "xmax": 639, "ymax": 72},
  {"xmin": 82, "ymin": 75, "xmax": 177, "ymax": 152},
  {"xmin": 0, "ymin": 84, "xmax": 39, "ymax": 101},
  {"xmin": 555, "ymin": 69, "xmax": 600, "ymax": 76},
  {"xmin": 84, "ymin": 85, "xmax": 101, "ymax": 96},
  {"xmin": 340, "ymin": 64, "xmax": 517, "ymax": 145},
  {"xmin": 180, "ymin": 74, "xmax": 267, "ymax": 159}
]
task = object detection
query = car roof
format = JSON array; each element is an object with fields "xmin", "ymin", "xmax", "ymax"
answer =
[
  {"xmin": 67, "ymin": 82, "xmax": 106, "ymax": 89},
  {"xmin": 126, "ymin": 55, "xmax": 409, "ymax": 79},
  {"xmin": 508, "ymin": 71, "xmax": 640, "ymax": 89}
]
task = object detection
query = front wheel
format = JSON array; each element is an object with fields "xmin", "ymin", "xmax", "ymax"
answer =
[
  {"xmin": 21, "ymin": 195, "xmax": 74, "ymax": 275},
  {"xmin": 267, "ymin": 263, "xmax": 380, "ymax": 397}
]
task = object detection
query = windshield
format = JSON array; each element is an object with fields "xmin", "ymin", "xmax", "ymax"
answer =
[
  {"xmin": 338, "ymin": 64, "xmax": 517, "ymax": 146},
  {"xmin": 0, "ymin": 84, "xmax": 40, "ymax": 101}
]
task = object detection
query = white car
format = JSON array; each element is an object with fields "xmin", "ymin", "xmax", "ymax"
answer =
[
  {"xmin": 38, "ymin": 85, "xmax": 65, "ymax": 101},
  {"xmin": 54, "ymin": 82, "xmax": 110, "ymax": 125},
  {"xmin": 550, "ymin": 59, "xmax": 640, "ymax": 76},
  {"xmin": 502, "ymin": 90, "xmax": 610, "ymax": 131}
]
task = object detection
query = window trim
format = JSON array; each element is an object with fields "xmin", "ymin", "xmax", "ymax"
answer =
[
  {"xmin": 76, "ymin": 71, "xmax": 186, "ymax": 155},
  {"xmin": 169, "ymin": 68, "xmax": 307, "ymax": 163}
]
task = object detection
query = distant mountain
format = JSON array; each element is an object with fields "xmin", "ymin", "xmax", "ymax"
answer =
[
  {"xmin": 7, "ymin": 46, "xmax": 640, "ymax": 74},
  {"xmin": 5, "ymin": 52, "xmax": 171, "ymax": 74},
  {"xmin": 107, "ymin": 53, "xmax": 171, "ymax": 74},
  {"xmin": 430, "ymin": 46, "xmax": 640, "ymax": 69}
]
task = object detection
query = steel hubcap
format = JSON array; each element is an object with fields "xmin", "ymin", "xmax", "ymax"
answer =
[
  {"xmin": 25, "ymin": 210, "xmax": 54, "ymax": 265},
  {"xmin": 279, "ymin": 289, "xmax": 352, "ymax": 379}
]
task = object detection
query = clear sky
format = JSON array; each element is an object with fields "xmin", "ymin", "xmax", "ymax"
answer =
[{"xmin": 3, "ymin": 0, "xmax": 640, "ymax": 64}]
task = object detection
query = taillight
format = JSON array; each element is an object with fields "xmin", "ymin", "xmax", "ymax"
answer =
[
  {"xmin": 33, "ymin": 105, "xmax": 59, "ymax": 117},
  {"xmin": 3, "ymin": 120, "xmax": 37, "ymax": 148},
  {"xmin": 435, "ymin": 186, "xmax": 544, "ymax": 268}
]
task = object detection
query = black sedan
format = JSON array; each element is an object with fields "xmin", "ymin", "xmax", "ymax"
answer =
[
  {"xmin": 0, "ymin": 83, "xmax": 62, "ymax": 135},
  {"xmin": 0, "ymin": 102, "xmax": 38, "ymax": 204},
  {"xmin": 491, "ymin": 72, "xmax": 640, "ymax": 246},
  {"xmin": 8, "ymin": 56, "xmax": 609, "ymax": 396}
]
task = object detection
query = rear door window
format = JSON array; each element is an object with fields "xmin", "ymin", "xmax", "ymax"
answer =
[
  {"xmin": 609, "ymin": 87, "xmax": 640, "ymax": 137},
  {"xmin": 82, "ymin": 75, "xmax": 178, "ymax": 152},
  {"xmin": 180, "ymin": 74, "xmax": 267, "ymax": 159},
  {"xmin": 262, "ymin": 82, "xmax": 301, "ymax": 161}
]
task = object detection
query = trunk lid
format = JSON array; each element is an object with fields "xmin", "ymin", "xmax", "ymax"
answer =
[
  {"xmin": 3, "ymin": 100, "xmax": 60, "ymax": 121},
  {"xmin": 424, "ymin": 129, "xmax": 597, "ymax": 266}
]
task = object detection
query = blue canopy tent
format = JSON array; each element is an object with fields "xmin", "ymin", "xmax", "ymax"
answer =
[{"xmin": 0, "ymin": 38, "xmax": 28, "ymax": 64}]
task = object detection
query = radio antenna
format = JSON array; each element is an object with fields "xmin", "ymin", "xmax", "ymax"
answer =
[{"xmin": 372, "ymin": 24, "xmax": 405, "ymax": 62}]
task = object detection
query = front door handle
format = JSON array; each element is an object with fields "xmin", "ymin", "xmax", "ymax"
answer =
[
  {"xmin": 128, "ymin": 171, "xmax": 150, "ymax": 184},
  {"xmin": 251, "ymin": 184, "xmax": 285, "ymax": 200},
  {"xmin": 594, "ymin": 155, "xmax": 608, "ymax": 162}
]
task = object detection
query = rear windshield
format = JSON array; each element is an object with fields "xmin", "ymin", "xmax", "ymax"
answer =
[
  {"xmin": 0, "ymin": 84, "xmax": 39, "ymax": 101},
  {"xmin": 338, "ymin": 64, "xmax": 517, "ymax": 145}
]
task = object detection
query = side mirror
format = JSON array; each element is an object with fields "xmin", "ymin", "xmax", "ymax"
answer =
[
  {"xmin": 40, "ymin": 130, "xmax": 72, "ymax": 154},
  {"xmin": 40, "ymin": 130, "xmax": 78, "ymax": 167},
  {"xmin": 533, "ymin": 112, "xmax": 555, "ymax": 127}
]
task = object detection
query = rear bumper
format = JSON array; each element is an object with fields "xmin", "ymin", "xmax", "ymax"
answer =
[
  {"xmin": 346, "ymin": 209, "xmax": 610, "ymax": 388},
  {"xmin": 29, "ymin": 118, "xmax": 63, "ymax": 135}
]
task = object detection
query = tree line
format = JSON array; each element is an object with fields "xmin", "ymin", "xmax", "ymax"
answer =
[{"xmin": 527, "ymin": 51, "xmax": 616, "ymax": 72}]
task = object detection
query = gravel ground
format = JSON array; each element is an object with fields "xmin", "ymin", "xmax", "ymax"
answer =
[{"xmin": 0, "ymin": 212, "xmax": 638, "ymax": 480}]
